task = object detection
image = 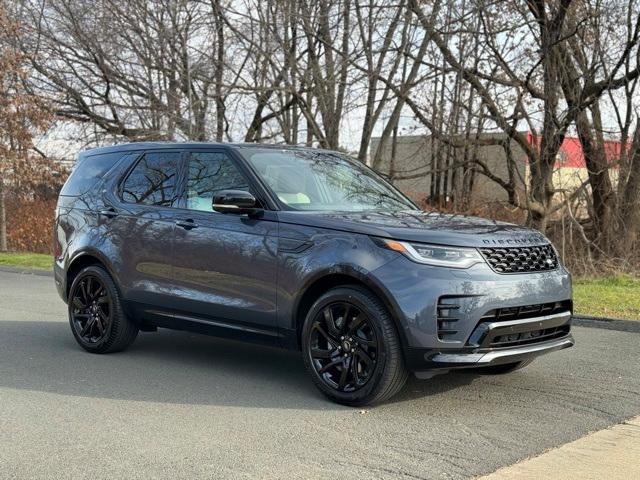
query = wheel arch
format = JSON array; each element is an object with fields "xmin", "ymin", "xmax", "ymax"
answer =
[
  {"xmin": 293, "ymin": 267, "xmax": 409, "ymax": 351},
  {"xmin": 65, "ymin": 250, "xmax": 118, "ymax": 300}
]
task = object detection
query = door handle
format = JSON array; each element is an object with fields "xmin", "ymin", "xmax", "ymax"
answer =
[
  {"xmin": 176, "ymin": 219, "xmax": 199, "ymax": 230},
  {"xmin": 98, "ymin": 207, "xmax": 119, "ymax": 219}
]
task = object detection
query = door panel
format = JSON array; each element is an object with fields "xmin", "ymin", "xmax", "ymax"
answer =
[
  {"xmin": 104, "ymin": 150, "xmax": 182, "ymax": 313},
  {"xmin": 171, "ymin": 150, "xmax": 279, "ymax": 334}
]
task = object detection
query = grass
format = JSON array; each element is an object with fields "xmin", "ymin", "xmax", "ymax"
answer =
[
  {"xmin": 573, "ymin": 275, "xmax": 640, "ymax": 321},
  {"xmin": 0, "ymin": 251, "xmax": 52, "ymax": 271},
  {"xmin": 1, "ymin": 250, "xmax": 638, "ymax": 320}
]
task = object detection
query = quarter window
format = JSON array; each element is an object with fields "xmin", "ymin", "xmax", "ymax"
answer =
[
  {"xmin": 60, "ymin": 151, "xmax": 124, "ymax": 197},
  {"xmin": 122, "ymin": 152, "xmax": 180, "ymax": 206},
  {"xmin": 186, "ymin": 152, "xmax": 251, "ymax": 212}
]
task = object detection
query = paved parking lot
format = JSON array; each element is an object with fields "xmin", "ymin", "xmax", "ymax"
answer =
[{"xmin": 1, "ymin": 270, "xmax": 639, "ymax": 479}]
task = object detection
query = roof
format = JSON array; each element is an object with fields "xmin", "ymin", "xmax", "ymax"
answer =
[{"xmin": 80, "ymin": 141, "xmax": 334, "ymax": 157}]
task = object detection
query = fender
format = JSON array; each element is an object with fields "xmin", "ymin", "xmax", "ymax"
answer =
[
  {"xmin": 65, "ymin": 247, "xmax": 121, "ymax": 298},
  {"xmin": 290, "ymin": 263, "xmax": 410, "ymax": 350}
]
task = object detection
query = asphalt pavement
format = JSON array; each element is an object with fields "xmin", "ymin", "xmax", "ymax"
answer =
[{"xmin": 1, "ymin": 270, "xmax": 639, "ymax": 479}]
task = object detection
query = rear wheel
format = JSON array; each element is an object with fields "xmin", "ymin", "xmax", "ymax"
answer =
[
  {"xmin": 301, "ymin": 286, "xmax": 408, "ymax": 406},
  {"xmin": 475, "ymin": 359, "xmax": 534, "ymax": 375},
  {"xmin": 68, "ymin": 265, "xmax": 138, "ymax": 353}
]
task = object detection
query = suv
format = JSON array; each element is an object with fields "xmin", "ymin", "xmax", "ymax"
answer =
[{"xmin": 54, "ymin": 143, "xmax": 573, "ymax": 406}]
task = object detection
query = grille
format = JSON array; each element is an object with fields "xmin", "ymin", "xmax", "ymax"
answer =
[
  {"xmin": 490, "ymin": 325, "xmax": 570, "ymax": 348},
  {"xmin": 471, "ymin": 300, "xmax": 573, "ymax": 349},
  {"xmin": 479, "ymin": 244, "xmax": 558, "ymax": 273},
  {"xmin": 480, "ymin": 300, "xmax": 572, "ymax": 322}
]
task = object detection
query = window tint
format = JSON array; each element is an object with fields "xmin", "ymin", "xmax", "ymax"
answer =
[
  {"xmin": 60, "ymin": 151, "xmax": 124, "ymax": 196},
  {"xmin": 122, "ymin": 152, "xmax": 180, "ymax": 206},
  {"xmin": 185, "ymin": 152, "xmax": 250, "ymax": 212}
]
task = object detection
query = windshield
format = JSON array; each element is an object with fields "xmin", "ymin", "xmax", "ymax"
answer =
[{"xmin": 240, "ymin": 148, "xmax": 417, "ymax": 212}]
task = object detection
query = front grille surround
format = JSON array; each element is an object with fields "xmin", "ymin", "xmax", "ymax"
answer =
[{"xmin": 479, "ymin": 244, "xmax": 559, "ymax": 274}]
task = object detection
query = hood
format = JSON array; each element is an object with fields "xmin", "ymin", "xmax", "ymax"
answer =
[{"xmin": 276, "ymin": 210, "xmax": 549, "ymax": 248}]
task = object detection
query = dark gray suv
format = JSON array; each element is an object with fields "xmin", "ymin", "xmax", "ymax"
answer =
[{"xmin": 54, "ymin": 142, "xmax": 574, "ymax": 405}]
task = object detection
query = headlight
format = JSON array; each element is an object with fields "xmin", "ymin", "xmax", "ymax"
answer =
[{"xmin": 376, "ymin": 238, "xmax": 483, "ymax": 268}]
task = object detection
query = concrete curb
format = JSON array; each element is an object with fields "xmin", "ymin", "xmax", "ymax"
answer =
[
  {"xmin": 478, "ymin": 416, "xmax": 640, "ymax": 480},
  {"xmin": 0, "ymin": 265, "xmax": 53, "ymax": 277}
]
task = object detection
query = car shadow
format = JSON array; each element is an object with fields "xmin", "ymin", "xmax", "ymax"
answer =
[{"xmin": 0, "ymin": 320, "xmax": 475, "ymax": 410}]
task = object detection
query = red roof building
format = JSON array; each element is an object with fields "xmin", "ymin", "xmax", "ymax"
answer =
[{"xmin": 526, "ymin": 132, "xmax": 623, "ymax": 169}]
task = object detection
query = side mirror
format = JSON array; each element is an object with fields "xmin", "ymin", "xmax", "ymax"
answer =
[{"xmin": 212, "ymin": 190, "xmax": 261, "ymax": 215}]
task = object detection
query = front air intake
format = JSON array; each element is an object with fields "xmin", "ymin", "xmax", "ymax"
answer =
[{"xmin": 437, "ymin": 298, "xmax": 461, "ymax": 341}]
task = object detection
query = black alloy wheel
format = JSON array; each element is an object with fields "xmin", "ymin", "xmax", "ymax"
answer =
[
  {"xmin": 68, "ymin": 265, "xmax": 138, "ymax": 353},
  {"xmin": 70, "ymin": 274, "xmax": 112, "ymax": 344},
  {"xmin": 308, "ymin": 302, "xmax": 380, "ymax": 392},
  {"xmin": 302, "ymin": 286, "xmax": 408, "ymax": 406}
]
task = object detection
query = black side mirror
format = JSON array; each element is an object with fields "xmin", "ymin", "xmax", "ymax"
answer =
[{"xmin": 212, "ymin": 190, "xmax": 261, "ymax": 215}]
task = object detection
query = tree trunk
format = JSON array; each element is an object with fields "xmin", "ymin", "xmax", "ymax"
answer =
[
  {"xmin": 619, "ymin": 124, "xmax": 640, "ymax": 253},
  {"xmin": 0, "ymin": 181, "xmax": 7, "ymax": 252},
  {"xmin": 212, "ymin": 0, "xmax": 225, "ymax": 141},
  {"xmin": 575, "ymin": 107, "xmax": 616, "ymax": 245}
]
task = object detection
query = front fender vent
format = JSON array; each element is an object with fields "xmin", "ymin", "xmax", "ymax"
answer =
[{"xmin": 437, "ymin": 298, "xmax": 461, "ymax": 341}]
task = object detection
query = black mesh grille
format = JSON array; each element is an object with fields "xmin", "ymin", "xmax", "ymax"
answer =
[
  {"xmin": 479, "ymin": 244, "xmax": 558, "ymax": 273},
  {"xmin": 490, "ymin": 325, "xmax": 571, "ymax": 348},
  {"xmin": 480, "ymin": 300, "xmax": 572, "ymax": 322},
  {"xmin": 470, "ymin": 300, "xmax": 573, "ymax": 349}
]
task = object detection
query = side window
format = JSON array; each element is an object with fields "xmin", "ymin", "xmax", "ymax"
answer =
[
  {"xmin": 121, "ymin": 151, "xmax": 180, "ymax": 206},
  {"xmin": 186, "ymin": 152, "xmax": 251, "ymax": 212},
  {"xmin": 60, "ymin": 151, "xmax": 124, "ymax": 197}
]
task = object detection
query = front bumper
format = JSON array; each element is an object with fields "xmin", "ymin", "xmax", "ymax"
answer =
[
  {"xmin": 429, "ymin": 335, "xmax": 574, "ymax": 367},
  {"xmin": 368, "ymin": 255, "xmax": 574, "ymax": 371}
]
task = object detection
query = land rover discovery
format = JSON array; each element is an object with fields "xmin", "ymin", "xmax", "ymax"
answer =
[{"xmin": 54, "ymin": 143, "xmax": 574, "ymax": 406}]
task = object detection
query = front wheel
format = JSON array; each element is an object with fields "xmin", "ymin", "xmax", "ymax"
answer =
[
  {"xmin": 68, "ymin": 265, "xmax": 138, "ymax": 353},
  {"xmin": 301, "ymin": 286, "xmax": 408, "ymax": 406}
]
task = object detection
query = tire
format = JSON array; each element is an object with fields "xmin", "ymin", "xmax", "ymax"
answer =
[
  {"xmin": 474, "ymin": 359, "xmax": 534, "ymax": 375},
  {"xmin": 68, "ymin": 265, "xmax": 138, "ymax": 353},
  {"xmin": 301, "ymin": 286, "xmax": 408, "ymax": 406}
]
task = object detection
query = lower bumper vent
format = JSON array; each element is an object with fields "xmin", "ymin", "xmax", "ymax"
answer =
[
  {"xmin": 491, "ymin": 325, "xmax": 571, "ymax": 348},
  {"xmin": 437, "ymin": 298, "xmax": 461, "ymax": 341},
  {"xmin": 480, "ymin": 300, "xmax": 572, "ymax": 322}
]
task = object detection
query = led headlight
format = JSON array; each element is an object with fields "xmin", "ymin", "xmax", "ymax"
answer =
[{"xmin": 377, "ymin": 238, "xmax": 483, "ymax": 268}]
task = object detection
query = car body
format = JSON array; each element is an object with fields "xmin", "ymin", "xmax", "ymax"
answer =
[{"xmin": 54, "ymin": 142, "xmax": 574, "ymax": 405}]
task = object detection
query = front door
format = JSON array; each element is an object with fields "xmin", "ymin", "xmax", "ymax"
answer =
[{"xmin": 170, "ymin": 150, "xmax": 279, "ymax": 340}]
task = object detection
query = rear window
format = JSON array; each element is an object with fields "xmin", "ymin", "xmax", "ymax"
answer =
[{"xmin": 60, "ymin": 151, "xmax": 125, "ymax": 196}]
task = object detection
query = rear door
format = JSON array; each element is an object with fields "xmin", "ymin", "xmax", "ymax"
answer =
[
  {"xmin": 170, "ymin": 149, "xmax": 279, "ymax": 340},
  {"xmin": 104, "ymin": 149, "xmax": 183, "ymax": 315}
]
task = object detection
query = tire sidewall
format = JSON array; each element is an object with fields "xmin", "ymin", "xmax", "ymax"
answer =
[{"xmin": 301, "ymin": 287, "xmax": 395, "ymax": 405}]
